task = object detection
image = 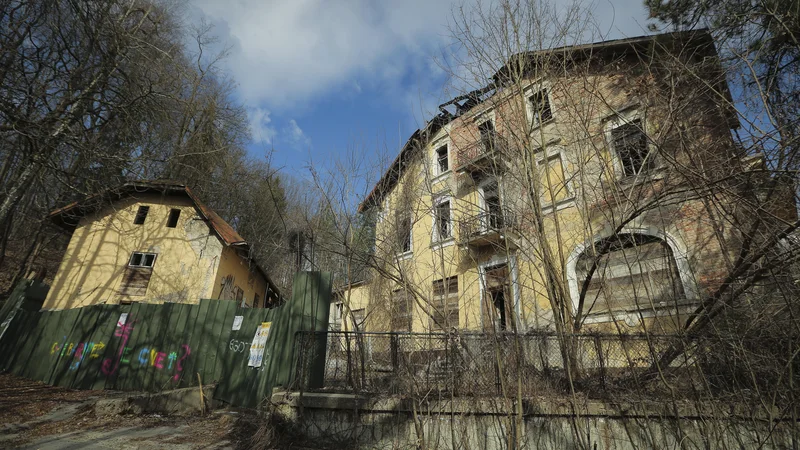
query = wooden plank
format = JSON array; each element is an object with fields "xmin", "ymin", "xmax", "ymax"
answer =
[{"xmin": 118, "ymin": 267, "xmax": 152, "ymax": 297}]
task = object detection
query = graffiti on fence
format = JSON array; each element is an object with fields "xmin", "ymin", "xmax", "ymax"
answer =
[
  {"xmin": 229, "ymin": 339, "xmax": 250, "ymax": 353},
  {"xmin": 50, "ymin": 340, "xmax": 106, "ymax": 370},
  {"xmin": 98, "ymin": 315, "xmax": 191, "ymax": 381}
]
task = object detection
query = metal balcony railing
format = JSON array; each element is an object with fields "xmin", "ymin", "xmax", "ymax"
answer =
[
  {"xmin": 458, "ymin": 208, "xmax": 516, "ymax": 246},
  {"xmin": 454, "ymin": 135, "xmax": 507, "ymax": 173}
]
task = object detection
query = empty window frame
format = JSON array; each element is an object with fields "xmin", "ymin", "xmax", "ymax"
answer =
[
  {"xmin": 482, "ymin": 264, "xmax": 514, "ymax": 332},
  {"xmin": 610, "ymin": 119, "xmax": 651, "ymax": 177},
  {"xmin": 431, "ymin": 277, "xmax": 459, "ymax": 331},
  {"xmin": 481, "ymin": 181, "xmax": 504, "ymax": 230},
  {"xmin": 433, "ymin": 196, "xmax": 452, "ymax": 242},
  {"xmin": 435, "ymin": 144, "xmax": 449, "ymax": 175},
  {"xmin": 574, "ymin": 234, "xmax": 685, "ymax": 316},
  {"xmin": 167, "ymin": 208, "xmax": 181, "ymax": 228},
  {"xmin": 478, "ymin": 119, "xmax": 496, "ymax": 153},
  {"xmin": 390, "ymin": 289, "xmax": 412, "ymax": 332},
  {"xmin": 397, "ymin": 215, "xmax": 412, "ymax": 254},
  {"xmin": 133, "ymin": 205, "xmax": 150, "ymax": 225},
  {"xmin": 528, "ymin": 88, "xmax": 553, "ymax": 127},
  {"xmin": 533, "ymin": 148, "xmax": 571, "ymax": 207}
]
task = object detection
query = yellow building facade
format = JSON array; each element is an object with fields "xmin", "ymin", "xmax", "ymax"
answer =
[
  {"xmin": 44, "ymin": 182, "xmax": 281, "ymax": 310},
  {"xmin": 339, "ymin": 31, "xmax": 750, "ymax": 335}
]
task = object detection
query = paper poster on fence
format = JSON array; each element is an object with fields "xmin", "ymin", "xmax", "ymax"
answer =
[
  {"xmin": 231, "ymin": 315, "xmax": 243, "ymax": 331},
  {"xmin": 247, "ymin": 322, "xmax": 272, "ymax": 367}
]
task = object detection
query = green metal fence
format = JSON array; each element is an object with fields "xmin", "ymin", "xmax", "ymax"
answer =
[{"xmin": 0, "ymin": 272, "xmax": 331, "ymax": 409}]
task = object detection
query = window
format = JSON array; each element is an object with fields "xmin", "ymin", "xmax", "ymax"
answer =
[
  {"xmin": 435, "ymin": 144, "xmax": 449, "ymax": 175},
  {"xmin": 431, "ymin": 277, "xmax": 459, "ymax": 331},
  {"xmin": 254, "ymin": 293, "xmax": 261, "ymax": 308},
  {"xmin": 482, "ymin": 264, "xmax": 513, "ymax": 332},
  {"xmin": 482, "ymin": 181, "xmax": 504, "ymax": 230},
  {"xmin": 166, "ymin": 208, "xmax": 181, "ymax": 228},
  {"xmin": 397, "ymin": 215, "xmax": 412, "ymax": 254},
  {"xmin": 390, "ymin": 289, "xmax": 412, "ymax": 331},
  {"xmin": 610, "ymin": 119, "xmax": 650, "ymax": 177},
  {"xmin": 528, "ymin": 89, "xmax": 553, "ymax": 127},
  {"xmin": 351, "ymin": 308, "xmax": 366, "ymax": 331},
  {"xmin": 478, "ymin": 119, "xmax": 496, "ymax": 152},
  {"xmin": 575, "ymin": 234, "xmax": 684, "ymax": 316},
  {"xmin": 433, "ymin": 197, "xmax": 452, "ymax": 242},
  {"xmin": 120, "ymin": 251, "xmax": 157, "ymax": 297},
  {"xmin": 129, "ymin": 252, "xmax": 156, "ymax": 268},
  {"xmin": 133, "ymin": 206, "xmax": 150, "ymax": 225},
  {"xmin": 534, "ymin": 149, "xmax": 570, "ymax": 207}
]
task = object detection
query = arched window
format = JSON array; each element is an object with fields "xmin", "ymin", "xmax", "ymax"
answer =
[{"xmin": 575, "ymin": 233, "xmax": 685, "ymax": 316}]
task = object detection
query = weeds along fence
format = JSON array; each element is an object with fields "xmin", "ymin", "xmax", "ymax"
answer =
[{"xmin": 291, "ymin": 330, "xmax": 800, "ymax": 403}]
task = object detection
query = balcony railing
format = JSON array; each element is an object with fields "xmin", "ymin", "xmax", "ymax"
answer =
[
  {"xmin": 454, "ymin": 135, "xmax": 507, "ymax": 173},
  {"xmin": 458, "ymin": 208, "xmax": 516, "ymax": 247}
]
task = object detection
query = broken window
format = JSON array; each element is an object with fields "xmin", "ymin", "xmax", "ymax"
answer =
[
  {"xmin": 166, "ymin": 208, "xmax": 181, "ymax": 228},
  {"xmin": 478, "ymin": 119, "xmax": 496, "ymax": 153},
  {"xmin": 528, "ymin": 89, "xmax": 553, "ymax": 126},
  {"xmin": 431, "ymin": 277, "xmax": 459, "ymax": 331},
  {"xmin": 575, "ymin": 234, "xmax": 684, "ymax": 316},
  {"xmin": 435, "ymin": 144, "xmax": 449, "ymax": 175},
  {"xmin": 482, "ymin": 181, "xmax": 503, "ymax": 230},
  {"xmin": 397, "ymin": 215, "xmax": 412, "ymax": 254},
  {"xmin": 610, "ymin": 119, "xmax": 650, "ymax": 177},
  {"xmin": 482, "ymin": 264, "xmax": 513, "ymax": 332},
  {"xmin": 390, "ymin": 289, "xmax": 412, "ymax": 331},
  {"xmin": 254, "ymin": 293, "xmax": 261, "ymax": 308},
  {"xmin": 433, "ymin": 197, "xmax": 451, "ymax": 242},
  {"xmin": 133, "ymin": 205, "xmax": 150, "ymax": 225},
  {"xmin": 119, "ymin": 251, "xmax": 157, "ymax": 297}
]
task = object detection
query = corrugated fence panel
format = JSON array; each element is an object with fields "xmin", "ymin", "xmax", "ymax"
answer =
[{"xmin": 0, "ymin": 272, "xmax": 332, "ymax": 409}]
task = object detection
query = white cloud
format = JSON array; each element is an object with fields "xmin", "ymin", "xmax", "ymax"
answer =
[
  {"xmin": 248, "ymin": 108, "xmax": 276, "ymax": 144},
  {"xmin": 192, "ymin": 0, "xmax": 654, "ymax": 118},
  {"xmin": 286, "ymin": 119, "xmax": 312, "ymax": 148},
  {"xmin": 190, "ymin": 0, "xmax": 460, "ymax": 109}
]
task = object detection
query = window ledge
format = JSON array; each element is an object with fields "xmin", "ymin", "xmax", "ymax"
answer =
[
  {"xmin": 395, "ymin": 251, "xmax": 413, "ymax": 261},
  {"xmin": 529, "ymin": 116, "xmax": 556, "ymax": 132},
  {"xmin": 541, "ymin": 197, "xmax": 576, "ymax": 215},
  {"xmin": 432, "ymin": 171, "xmax": 452, "ymax": 184},
  {"xmin": 430, "ymin": 237, "xmax": 455, "ymax": 251},
  {"xmin": 615, "ymin": 167, "xmax": 666, "ymax": 187},
  {"xmin": 582, "ymin": 301, "xmax": 697, "ymax": 326}
]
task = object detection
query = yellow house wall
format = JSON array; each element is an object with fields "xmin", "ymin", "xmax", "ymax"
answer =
[
  {"xmin": 352, "ymin": 64, "xmax": 735, "ymax": 334},
  {"xmin": 43, "ymin": 194, "xmax": 224, "ymax": 310},
  {"xmin": 211, "ymin": 246, "xmax": 268, "ymax": 307}
]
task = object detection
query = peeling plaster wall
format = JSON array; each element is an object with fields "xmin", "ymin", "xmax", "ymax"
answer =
[
  {"xmin": 211, "ymin": 246, "xmax": 268, "ymax": 307},
  {"xmin": 43, "ymin": 193, "xmax": 225, "ymax": 309}
]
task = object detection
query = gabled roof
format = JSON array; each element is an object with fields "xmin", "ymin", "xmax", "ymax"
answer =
[
  {"xmin": 47, "ymin": 180, "xmax": 283, "ymax": 303},
  {"xmin": 358, "ymin": 29, "xmax": 730, "ymax": 214}
]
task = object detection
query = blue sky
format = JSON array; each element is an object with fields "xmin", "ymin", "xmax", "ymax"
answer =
[{"xmin": 189, "ymin": 0, "xmax": 657, "ymax": 182}]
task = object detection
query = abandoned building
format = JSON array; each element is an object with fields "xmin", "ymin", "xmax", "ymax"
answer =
[
  {"xmin": 43, "ymin": 181, "xmax": 282, "ymax": 310},
  {"xmin": 334, "ymin": 30, "xmax": 787, "ymax": 334}
]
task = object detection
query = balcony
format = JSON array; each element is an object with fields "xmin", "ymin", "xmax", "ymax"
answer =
[
  {"xmin": 458, "ymin": 208, "xmax": 517, "ymax": 248},
  {"xmin": 454, "ymin": 135, "xmax": 507, "ymax": 174}
]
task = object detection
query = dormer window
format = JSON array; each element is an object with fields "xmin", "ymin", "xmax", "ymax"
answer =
[
  {"xmin": 528, "ymin": 88, "xmax": 553, "ymax": 127},
  {"xmin": 435, "ymin": 144, "xmax": 449, "ymax": 175}
]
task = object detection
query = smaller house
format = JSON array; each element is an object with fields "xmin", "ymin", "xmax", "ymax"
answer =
[{"xmin": 43, "ymin": 181, "xmax": 281, "ymax": 310}]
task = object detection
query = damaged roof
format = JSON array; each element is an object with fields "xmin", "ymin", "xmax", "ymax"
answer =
[
  {"xmin": 47, "ymin": 180, "xmax": 283, "ymax": 303},
  {"xmin": 358, "ymin": 29, "xmax": 727, "ymax": 213}
]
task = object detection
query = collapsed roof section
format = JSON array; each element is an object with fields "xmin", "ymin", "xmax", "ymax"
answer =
[{"xmin": 358, "ymin": 29, "xmax": 733, "ymax": 213}]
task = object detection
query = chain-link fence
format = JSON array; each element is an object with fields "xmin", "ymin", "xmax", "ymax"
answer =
[{"xmin": 290, "ymin": 331, "xmax": 722, "ymax": 399}]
